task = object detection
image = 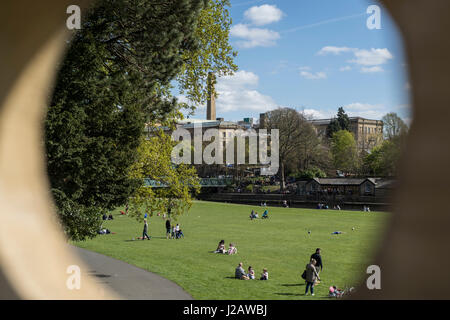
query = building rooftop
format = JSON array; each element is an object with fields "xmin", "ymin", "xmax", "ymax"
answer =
[{"xmin": 308, "ymin": 178, "xmax": 376, "ymax": 185}]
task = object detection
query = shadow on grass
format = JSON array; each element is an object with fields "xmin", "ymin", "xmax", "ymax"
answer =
[
  {"xmin": 274, "ymin": 292, "xmax": 303, "ymax": 297},
  {"xmin": 123, "ymin": 236, "xmax": 167, "ymax": 242},
  {"xmin": 281, "ymin": 283, "xmax": 305, "ymax": 287}
]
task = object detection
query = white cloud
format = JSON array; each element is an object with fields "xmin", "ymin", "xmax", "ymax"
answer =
[
  {"xmin": 361, "ymin": 66, "xmax": 384, "ymax": 73},
  {"xmin": 230, "ymin": 23, "xmax": 280, "ymax": 48},
  {"xmin": 349, "ymin": 48, "xmax": 393, "ymax": 66},
  {"xmin": 339, "ymin": 66, "xmax": 352, "ymax": 72},
  {"xmin": 299, "ymin": 70, "xmax": 327, "ymax": 80},
  {"xmin": 342, "ymin": 102, "xmax": 387, "ymax": 119},
  {"xmin": 244, "ymin": 4, "xmax": 284, "ymax": 26},
  {"xmin": 317, "ymin": 46, "xmax": 353, "ymax": 55},
  {"xmin": 302, "ymin": 108, "xmax": 331, "ymax": 119},
  {"xmin": 317, "ymin": 46, "xmax": 394, "ymax": 73},
  {"xmin": 215, "ymin": 70, "xmax": 276, "ymax": 112}
]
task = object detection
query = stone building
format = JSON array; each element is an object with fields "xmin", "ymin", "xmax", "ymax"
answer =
[{"xmin": 309, "ymin": 117, "xmax": 383, "ymax": 152}]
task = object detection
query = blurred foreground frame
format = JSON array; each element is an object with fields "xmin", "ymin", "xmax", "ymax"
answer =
[{"xmin": 0, "ymin": 0, "xmax": 449, "ymax": 299}]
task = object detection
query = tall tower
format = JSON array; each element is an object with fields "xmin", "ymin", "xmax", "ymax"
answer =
[{"xmin": 206, "ymin": 72, "xmax": 216, "ymax": 120}]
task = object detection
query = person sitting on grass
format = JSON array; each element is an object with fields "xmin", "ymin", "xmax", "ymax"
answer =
[
  {"xmin": 102, "ymin": 213, "xmax": 107, "ymax": 220},
  {"xmin": 235, "ymin": 262, "xmax": 249, "ymax": 280},
  {"xmin": 329, "ymin": 286, "xmax": 343, "ymax": 298},
  {"xmin": 260, "ymin": 268, "xmax": 268, "ymax": 280},
  {"xmin": 108, "ymin": 214, "xmax": 114, "ymax": 220},
  {"xmin": 178, "ymin": 228, "xmax": 185, "ymax": 238},
  {"xmin": 249, "ymin": 210, "xmax": 255, "ymax": 220},
  {"xmin": 254, "ymin": 212, "xmax": 259, "ymax": 219},
  {"xmin": 262, "ymin": 210, "xmax": 269, "ymax": 219},
  {"xmin": 227, "ymin": 243, "xmax": 237, "ymax": 255},
  {"xmin": 247, "ymin": 266, "xmax": 255, "ymax": 279},
  {"xmin": 215, "ymin": 240, "xmax": 226, "ymax": 254}
]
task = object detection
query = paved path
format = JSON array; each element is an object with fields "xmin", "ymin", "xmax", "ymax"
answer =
[{"xmin": 71, "ymin": 246, "xmax": 193, "ymax": 300}]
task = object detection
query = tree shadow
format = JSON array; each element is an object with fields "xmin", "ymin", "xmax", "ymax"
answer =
[
  {"xmin": 274, "ymin": 292, "xmax": 303, "ymax": 297},
  {"xmin": 281, "ymin": 283, "xmax": 305, "ymax": 287}
]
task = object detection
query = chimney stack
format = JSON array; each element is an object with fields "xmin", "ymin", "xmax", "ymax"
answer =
[{"xmin": 207, "ymin": 72, "xmax": 216, "ymax": 120}]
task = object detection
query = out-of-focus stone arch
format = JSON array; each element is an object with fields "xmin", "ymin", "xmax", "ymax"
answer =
[{"xmin": 1, "ymin": 0, "xmax": 450, "ymax": 299}]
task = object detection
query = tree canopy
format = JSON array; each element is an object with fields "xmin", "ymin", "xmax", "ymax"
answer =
[
  {"xmin": 382, "ymin": 112, "xmax": 408, "ymax": 140},
  {"xmin": 46, "ymin": 0, "xmax": 236, "ymax": 240},
  {"xmin": 127, "ymin": 132, "xmax": 200, "ymax": 222},
  {"xmin": 326, "ymin": 107, "xmax": 350, "ymax": 138},
  {"xmin": 330, "ymin": 130, "xmax": 359, "ymax": 174}
]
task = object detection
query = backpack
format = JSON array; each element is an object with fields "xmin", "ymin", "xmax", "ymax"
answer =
[{"xmin": 301, "ymin": 270, "xmax": 306, "ymax": 280}]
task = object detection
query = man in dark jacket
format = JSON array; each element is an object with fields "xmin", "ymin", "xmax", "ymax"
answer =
[
  {"xmin": 142, "ymin": 219, "xmax": 150, "ymax": 240},
  {"xmin": 165, "ymin": 219, "xmax": 171, "ymax": 239},
  {"xmin": 310, "ymin": 248, "xmax": 323, "ymax": 274}
]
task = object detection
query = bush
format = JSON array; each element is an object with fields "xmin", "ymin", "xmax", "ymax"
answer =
[
  {"xmin": 294, "ymin": 167, "xmax": 327, "ymax": 179},
  {"xmin": 51, "ymin": 189, "xmax": 102, "ymax": 241},
  {"xmin": 245, "ymin": 184, "xmax": 254, "ymax": 193}
]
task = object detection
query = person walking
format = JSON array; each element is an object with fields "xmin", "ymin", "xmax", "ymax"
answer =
[
  {"xmin": 165, "ymin": 219, "xmax": 171, "ymax": 239},
  {"xmin": 142, "ymin": 219, "xmax": 150, "ymax": 240},
  {"xmin": 305, "ymin": 258, "xmax": 320, "ymax": 296},
  {"xmin": 310, "ymin": 248, "xmax": 323, "ymax": 277}
]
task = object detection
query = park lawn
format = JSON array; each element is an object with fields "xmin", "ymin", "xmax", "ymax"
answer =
[{"xmin": 73, "ymin": 200, "xmax": 389, "ymax": 300}]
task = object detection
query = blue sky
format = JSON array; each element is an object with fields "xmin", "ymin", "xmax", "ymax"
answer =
[{"xmin": 182, "ymin": 0, "xmax": 411, "ymax": 123}]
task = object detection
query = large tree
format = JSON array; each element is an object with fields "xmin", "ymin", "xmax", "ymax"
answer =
[
  {"xmin": 263, "ymin": 108, "xmax": 318, "ymax": 189},
  {"xmin": 46, "ymin": 0, "xmax": 236, "ymax": 240},
  {"xmin": 330, "ymin": 130, "xmax": 359, "ymax": 174},
  {"xmin": 382, "ymin": 112, "xmax": 408, "ymax": 140},
  {"xmin": 326, "ymin": 107, "xmax": 350, "ymax": 138}
]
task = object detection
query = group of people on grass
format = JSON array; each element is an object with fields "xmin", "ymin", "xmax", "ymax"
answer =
[
  {"xmin": 316, "ymin": 203, "xmax": 343, "ymax": 210},
  {"xmin": 235, "ymin": 262, "xmax": 268, "ymax": 281},
  {"xmin": 249, "ymin": 209, "xmax": 269, "ymax": 220},
  {"xmin": 214, "ymin": 240, "xmax": 237, "ymax": 255},
  {"xmin": 165, "ymin": 219, "xmax": 184, "ymax": 239},
  {"xmin": 102, "ymin": 213, "xmax": 114, "ymax": 220}
]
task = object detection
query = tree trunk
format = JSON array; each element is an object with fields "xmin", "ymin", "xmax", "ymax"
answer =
[{"xmin": 280, "ymin": 162, "xmax": 285, "ymax": 191}]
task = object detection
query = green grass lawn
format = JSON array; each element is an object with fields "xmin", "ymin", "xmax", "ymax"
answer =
[{"xmin": 74, "ymin": 200, "xmax": 389, "ymax": 300}]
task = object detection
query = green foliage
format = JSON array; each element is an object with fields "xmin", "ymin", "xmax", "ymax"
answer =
[
  {"xmin": 245, "ymin": 184, "xmax": 254, "ymax": 193},
  {"xmin": 326, "ymin": 107, "xmax": 350, "ymax": 138},
  {"xmin": 177, "ymin": 0, "xmax": 238, "ymax": 110},
  {"xmin": 51, "ymin": 189, "xmax": 102, "ymax": 241},
  {"xmin": 337, "ymin": 107, "xmax": 350, "ymax": 131},
  {"xmin": 46, "ymin": 0, "xmax": 208, "ymax": 240},
  {"xmin": 326, "ymin": 119, "xmax": 341, "ymax": 138},
  {"xmin": 127, "ymin": 132, "xmax": 201, "ymax": 222},
  {"xmin": 297, "ymin": 167, "xmax": 327, "ymax": 179},
  {"xmin": 331, "ymin": 130, "xmax": 359, "ymax": 173},
  {"xmin": 363, "ymin": 138, "xmax": 403, "ymax": 176}
]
